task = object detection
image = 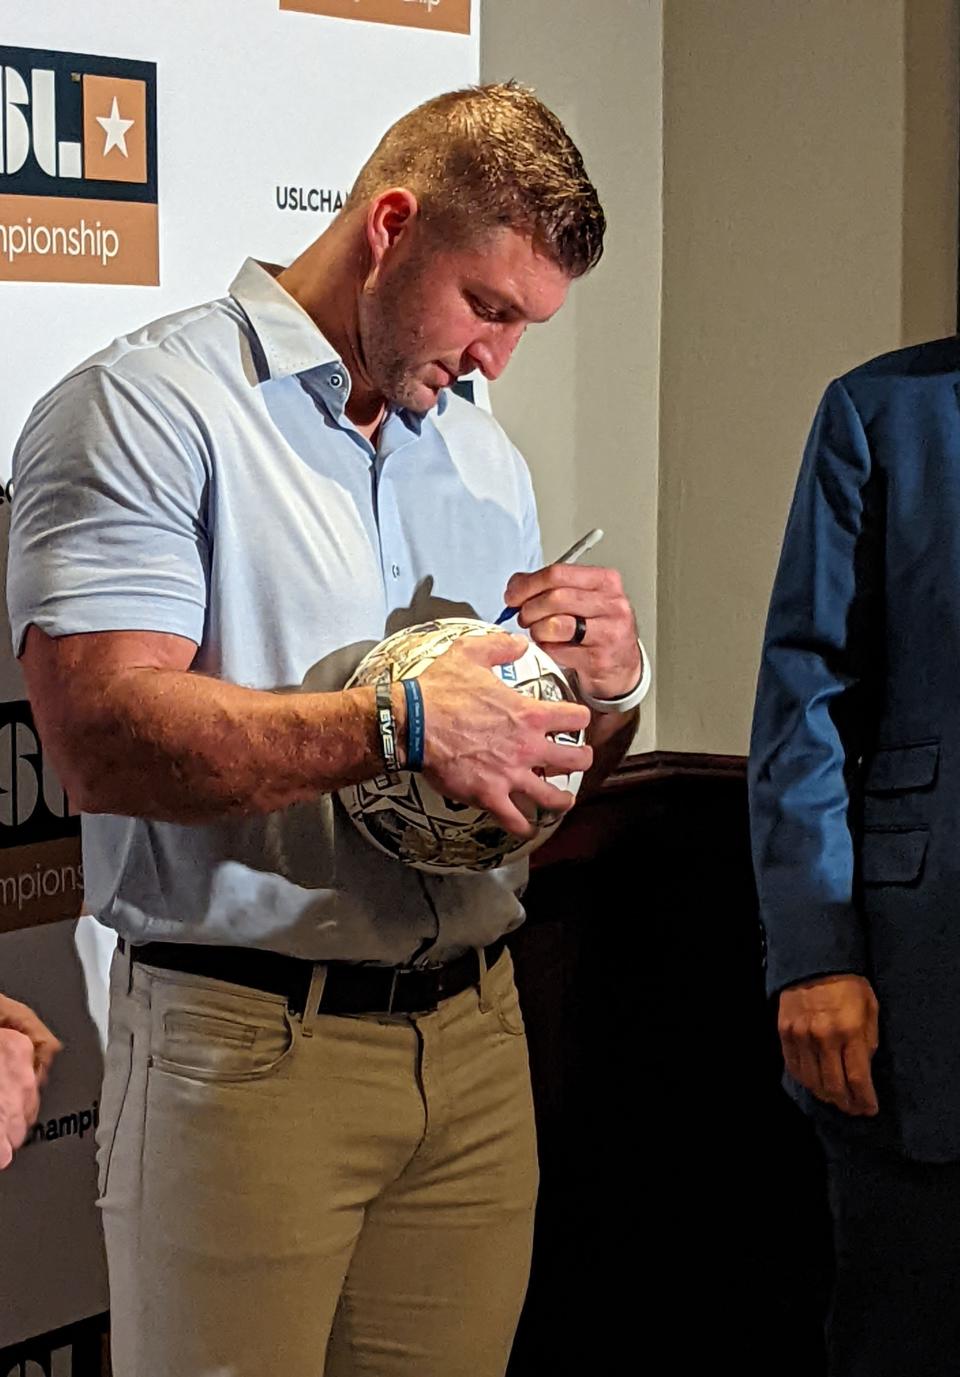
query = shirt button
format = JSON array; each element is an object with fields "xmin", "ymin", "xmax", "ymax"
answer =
[
  {"xmin": 391, "ymin": 563, "xmax": 401, "ymax": 578},
  {"xmin": 330, "ymin": 372, "xmax": 344, "ymax": 389}
]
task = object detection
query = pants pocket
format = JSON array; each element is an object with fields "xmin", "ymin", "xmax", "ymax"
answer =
[
  {"xmin": 148, "ymin": 975, "xmax": 297, "ymax": 1083},
  {"xmin": 96, "ymin": 1028, "xmax": 133, "ymax": 1200},
  {"xmin": 494, "ymin": 978, "xmax": 526, "ymax": 1038}
]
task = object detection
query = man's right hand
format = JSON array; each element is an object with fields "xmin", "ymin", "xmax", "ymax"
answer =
[
  {"xmin": 418, "ymin": 632, "xmax": 592, "ymax": 837},
  {"xmin": 0, "ymin": 1028, "xmax": 42, "ymax": 1169},
  {"xmin": 778, "ymin": 974, "xmax": 880, "ymax": 1116},
  {"xmin": 0, "ymin": 994, "xmax": 62, "ymax": 1169}
]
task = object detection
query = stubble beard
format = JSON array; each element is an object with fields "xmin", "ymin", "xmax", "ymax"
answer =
[{"xmin": 359, "ymin": 264, "xmax": 433, "ymax": 414}]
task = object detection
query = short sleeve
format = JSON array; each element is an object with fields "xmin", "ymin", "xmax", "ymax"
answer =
[{"xmin": 7, "ymin": 365, "xmax": 210, "ymax": 655}]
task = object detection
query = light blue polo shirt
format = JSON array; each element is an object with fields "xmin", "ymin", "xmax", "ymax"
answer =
[{"xmin": 8, "ymin": 259, "xmax": 543, "ymax": 963}]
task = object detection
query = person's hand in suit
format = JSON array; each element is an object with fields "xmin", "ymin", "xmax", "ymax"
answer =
[
  {"xmin": 0, "ymin": 993, "xmax": 62, "ymax": 1168},
  {"xmin": 778, "ymin": 974, "xmax": 880, "ymax": 1116}
]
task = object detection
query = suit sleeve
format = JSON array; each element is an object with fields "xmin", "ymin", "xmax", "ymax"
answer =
[{"xmin": 749, "ymin": 378, "xmax": 879, "ymax": 997}]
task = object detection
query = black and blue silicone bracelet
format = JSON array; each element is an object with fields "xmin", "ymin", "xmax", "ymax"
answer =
[{"xmin": 403, "ymin": 678, "xmax": 425, "ymax": 772}]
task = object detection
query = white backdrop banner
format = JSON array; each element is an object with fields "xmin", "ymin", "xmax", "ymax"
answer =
[{"xmin": 0, "ymin": 0, "xmax": 479, "ymax": 1353}]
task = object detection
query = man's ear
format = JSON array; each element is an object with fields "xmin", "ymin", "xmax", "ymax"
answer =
[{"xmin": 365, "ymin": 188, "xmax": 420, "ymax": 276}]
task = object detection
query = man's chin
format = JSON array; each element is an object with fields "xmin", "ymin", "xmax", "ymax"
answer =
[{"xmin": 394, "ymin": 378, "xmax": 442, "ymax": 415}]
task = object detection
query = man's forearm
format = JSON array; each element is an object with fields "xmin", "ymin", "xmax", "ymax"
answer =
[{"xmin": 46, "ymin": 669, "xmax": 402, "ymax": 824}]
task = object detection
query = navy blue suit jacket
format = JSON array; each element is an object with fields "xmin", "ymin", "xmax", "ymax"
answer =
[{"xmin": 750, "ymin": 337, "xmax": 960, "ymax": 1161}]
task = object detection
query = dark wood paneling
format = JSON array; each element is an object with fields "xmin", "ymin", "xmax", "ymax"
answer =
[
  {"xmin": 0, "ymin": 1313, "xmax": 109, "ymax": 1377},
  {"xmin": 507, "ymin": 753, "xmax": 832, "ymax": 1377}
]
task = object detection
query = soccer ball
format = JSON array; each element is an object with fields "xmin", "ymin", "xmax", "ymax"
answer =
[{"xmin": 338, "ymin": 618, "xmax": 585, "ymax": 874}]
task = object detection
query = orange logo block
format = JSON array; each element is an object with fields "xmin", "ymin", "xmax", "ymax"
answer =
[
  {"xmin": 279, "ymin": 0, "xmax": 471, "ymax": 35},
  {"xmin": 83, "ymin": 75, "xmax": 147, "ymax": 184}
]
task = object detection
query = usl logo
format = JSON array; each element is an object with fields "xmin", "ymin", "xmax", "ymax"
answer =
[
  {"xmin": 279, "ymin": 0, "xmax": 471, "ymax": 36},
  {"xmin": 0, "ymin": 47, "xmax": 158, "ymax": 285},
  {"xmin": 0, "ymin": 701, "xmax": 76, "ymax": 843},
  {"xmin": 0, "ymin": 699, "xmax": 81, "ymax": 934}
]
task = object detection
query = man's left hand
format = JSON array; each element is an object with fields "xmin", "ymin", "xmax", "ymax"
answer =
[{"xmin": 504, "ymin": 563, "xmax": 641, "ymax": 702}]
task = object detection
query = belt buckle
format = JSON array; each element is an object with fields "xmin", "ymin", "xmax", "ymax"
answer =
[
  {"xmin": 387, "ymin": 965, "xmax": 441, "ymax": 1016},
  {"xmin": 418, "ymin": 966, "xmax": 442, "ymax": 1014}
]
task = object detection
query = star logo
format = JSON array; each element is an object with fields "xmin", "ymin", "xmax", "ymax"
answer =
[
  {"xmin": 82, "ymin": 76, "xmax": 147, "ymax": 184},
  {"xmin": 96, "ymin": 96, "xmax": 135, "ymax": 158}
]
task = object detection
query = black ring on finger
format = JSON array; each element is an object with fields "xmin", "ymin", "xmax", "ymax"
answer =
[{"xmin": 569, "ymin": 615, "xmax": 587, "ymax": 646}]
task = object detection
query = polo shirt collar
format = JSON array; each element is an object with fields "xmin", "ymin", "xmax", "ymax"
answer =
[
  {"xmin": 228, "ymin": 256, "xmax": 450, "ymax": 421},
  {"xmin": 229, "ymin": 258, "xmax": 341, "ymax": 381}
]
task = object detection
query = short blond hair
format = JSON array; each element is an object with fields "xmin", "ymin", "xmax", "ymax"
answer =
[{"xmin": 348, "ymin": 82, "xmax": 605, "ymax": 278}]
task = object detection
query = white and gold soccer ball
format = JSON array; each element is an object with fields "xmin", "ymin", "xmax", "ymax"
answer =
[{"xmin": 337, "ymin": 618, "xmax": 585, "ymax": 874}]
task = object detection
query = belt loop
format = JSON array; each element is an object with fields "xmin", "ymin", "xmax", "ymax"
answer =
[
  {"xmin": 477, "ymin": 946, "xmax": 493, "ymax": 1014},
  {"xmin": 386, "ymin": 968, "xmax": 399, "ymax": 1016},
  {"xmin": 300, "ymin": 962, "xmax": 328, "ymax": 1038},
  {"xmin": 117, "ymin": 936, "xmax": 133, "ymax": 995}
]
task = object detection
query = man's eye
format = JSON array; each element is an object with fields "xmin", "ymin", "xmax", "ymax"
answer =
[{"xmin": 469, "ymin": 295, "xmax": 500, "ymax": 322}]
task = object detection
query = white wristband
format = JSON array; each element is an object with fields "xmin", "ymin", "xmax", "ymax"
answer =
[{"xmin": 576, "ymin": 639, "xmax": 652, "ymax": 715}]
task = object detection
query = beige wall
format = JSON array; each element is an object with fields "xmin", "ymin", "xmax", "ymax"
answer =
[
  {"xmin": 481, "ymin": 0, "xmax": 664, "ymax": 752},
  {"xmin": 482, "ymin": 0, "xmax": 958, "ymax": 757},
  {"xmin": 657, "ymin": 0, "xmax": 959, "ymax": 753}
]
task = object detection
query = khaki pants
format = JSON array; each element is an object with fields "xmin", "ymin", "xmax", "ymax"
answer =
[{"xmin": 96, "ymin": 946, "xmax": 538, "ymax": 1377}]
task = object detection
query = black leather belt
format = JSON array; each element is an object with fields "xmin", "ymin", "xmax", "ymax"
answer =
[{"xmin": 122, "ymin": 936, "xmax": 508, "ymax": 1017}]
